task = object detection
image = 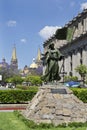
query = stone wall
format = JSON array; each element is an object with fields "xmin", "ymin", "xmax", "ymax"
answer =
[{"xmin": 22, "ymin": 85, "xmax": 87, "ymax": 126}]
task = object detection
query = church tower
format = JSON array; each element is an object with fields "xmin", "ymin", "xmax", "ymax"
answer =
[
  {"xmin": 11, "ymin": 45, "xmax": 18, "ymax": 69},
  {"xmin": 35, "ymin": 48, "xmax": 42, "ymax": 66}
]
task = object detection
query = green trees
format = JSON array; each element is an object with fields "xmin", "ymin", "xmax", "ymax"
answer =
[
  {"xmin": 64, "ymin": 65, "xmax": 87, "ymax": 85},
  {"xmin": 24, "ymin": 75, "xmax": 42, "ymax": 86},
  {"xmin": 2, "ymin": 72, "xmax": 43, "ymax": 86},
  {"xmin": 64, "ymin": 76, "xmax": 78, "ymax": 82},
  {"xmin": 75, "ymin": 64, "xmax": 87, "ymax": 84},
  {"xmin": 0, "ymin": 67, "xmax": 20, "ymax": 82},
  {"xmin": 6, "ymin": 76, "xmax": 23, "ymax": 85}
]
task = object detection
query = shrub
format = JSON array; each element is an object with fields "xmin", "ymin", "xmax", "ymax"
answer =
[
  {"xmin": 24, "ymin": 75, "xmax": 42, "ymax": 86},
  {"xmin": 75, "ymin": 64, "xmax": 87, "ymax": 81},
  {"xmin": 64, "ymin": 76, "xmax": 78, "ymax": 82},
  {"xmin": 0, "ymin": 89, "xmax": 37, "ymax": 103},
  {"xmin": 6, "ymin": 76, "xmax": 23, "ymax": 85},
  {"xmin": 68, "ymin": 122, "xmax": 87, "ymax": 127},
  {"xmin": 71, "ymin": 88, "xmax": 87, "ymax": 103},
  {"xmin": 16, "ymin": 85, "xmax": 38, "ymax": 91}
]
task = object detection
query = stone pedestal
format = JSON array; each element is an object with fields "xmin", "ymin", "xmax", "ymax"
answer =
[{"xmin": 22, "ymin": 85, "xmax": 87, "ymax": 126}]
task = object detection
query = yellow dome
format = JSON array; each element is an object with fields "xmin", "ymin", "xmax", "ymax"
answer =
[
  {"xmin": 30, "ymin": 58, "xmax": 38, "ymax": 68},
  {"xmin": 30, "ymin": 62, "xmax": 38, "ymax": 68}
]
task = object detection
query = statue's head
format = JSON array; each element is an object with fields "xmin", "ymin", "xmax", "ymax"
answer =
[{"xmin": 49, "ymin": 43, "xmax": 54, "ymax": 49}]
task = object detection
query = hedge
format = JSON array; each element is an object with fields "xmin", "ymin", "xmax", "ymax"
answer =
[
  {"xmin": 0, "ymin": 88, "xmax": 87, "ymax": 104},
  {"xmin": 0, "ymin": 89, "xmax": 37, "ymax": 103},
  {"xmin": 71, "ymin": 88, "xmax": 87, "ymax": 103}
]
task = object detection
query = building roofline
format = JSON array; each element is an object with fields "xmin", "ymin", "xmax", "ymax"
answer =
[{"xmin": 43, "ymin": 9, "xmax": 87, "ymax": 48}]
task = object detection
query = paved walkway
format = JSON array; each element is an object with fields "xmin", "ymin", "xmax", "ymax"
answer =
[{"xmin": 0, "ymin": 104, "xmax": 27, "ymax": 112}]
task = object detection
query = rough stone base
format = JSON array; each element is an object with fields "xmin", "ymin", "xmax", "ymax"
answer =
[{"xmin": 22, "ymin": 85, "xmax": 87, "ymax": 126}]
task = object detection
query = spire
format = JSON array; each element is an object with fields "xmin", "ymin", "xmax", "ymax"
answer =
[
  {"xmin": 11, "ymin": 44, "xmax": 18, "ymax": 69},
  {"xmin": 12, "ymin": 44, "xmax": 17, "ymax": 60},
  {"xmin": 35, "ymin": 47, "xmax": 43, "ymax": 67},
  {"xmin": 36, "ymin": 48, "xmax": 41, "ymax": 62}
]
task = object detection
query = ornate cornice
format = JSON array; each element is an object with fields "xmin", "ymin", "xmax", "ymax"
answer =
[{"xmin": 43, "ymin": 9, "xmax": 87, "ymax": 49}]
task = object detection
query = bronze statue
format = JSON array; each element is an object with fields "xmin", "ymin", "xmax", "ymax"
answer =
[{"xmin": 42, "ymin": 43, "xmax": 63, "ymax": 82}]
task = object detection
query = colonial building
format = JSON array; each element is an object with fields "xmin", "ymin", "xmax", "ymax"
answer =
[{"xmin": 43, "ymin": 9, "xmax": 87, "ymax": 80}]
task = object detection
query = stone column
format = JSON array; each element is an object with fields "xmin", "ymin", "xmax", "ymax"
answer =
[
  {"xmin": 83, "ymin": 46, "xmax": 87, "ymax": 65},
  {"xmin": 72, "ymin": 51, "xmax": 76, "ymax": 76},
  {"xmin": 64, "ymin": 55, "xmax": 70, "ymax": 75},
  {"xmin": 83, "ymin": 17, "xmax": 87, "ymax": 33},
  {"xmin": 83, "ymin": 18, "xmax": 86, "ymax": 32},
  {"xmin": 78, "ymin": 21, "xmax": 83, "ymax": 36},
  {"xmin": 72, "ymin": 49, "xmax": 80, "ymax": 77},
  {"xmin": 73, "ymin": 26, "xmax": 76, "ymax": 40},
  {"xmin": 68, "ymin": 55, "xmax": 71, "ymax": 75},
  {"xmin": 59, "ymin": 59, "xmax": 64, "ymax": 82},
  {"xmin": 85, "ymin": 17, "xmax": 87, "ymax": 31},
  {"xmin": 76, "ymin": 51, "xmax": 81, "ymax": 79},
  {"xmin": 69, "ymin": 53, "xmax": 73, "ymax": 76},
  {"xmin": 80, "ymin": 21, "xmax": 84, "ymax": 34},
  {"xmin": 64, "ymin": 56, "xmax": 67, "ymax": 75},
  {"xmin": 73, "ymin": 27, "xmax": 78, "ymax": 38}
]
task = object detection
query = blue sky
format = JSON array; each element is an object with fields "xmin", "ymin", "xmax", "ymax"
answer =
[{"xmin": 0, "ymin": 0, "xmax": 87, "ymax": 69}]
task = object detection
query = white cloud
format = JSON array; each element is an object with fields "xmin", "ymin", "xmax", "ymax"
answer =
[
  {"xmin": 39, "ymin": 26, "xmax": 61, "ymax": 40},
  {"xmin": 20, "ymin": 38, "xmax": 27, "ymax": 43},
  {"xmin": 7, "ymin": 20, "xmax": 17, "ymax": 27},
  {"xmin": 81, "ymin": 2, "xmax": 87, "ymax": 10}
]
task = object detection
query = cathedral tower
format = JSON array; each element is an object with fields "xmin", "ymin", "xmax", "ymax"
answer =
[
  {"xmin": 35, "ymin": 48, "xmax": 42, "ymax": 66},
  {"xmin": 11, "ymin": 45, "xmax": 18, "ymax": 69}
]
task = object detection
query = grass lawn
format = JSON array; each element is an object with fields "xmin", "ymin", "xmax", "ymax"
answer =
[
  {"xmin": 0, "ymin": 112, "xmax": 87, "ymax": 130},
  {"xmin": 0, "ymin": 112, "xmax": 29, "ymax": 130}
]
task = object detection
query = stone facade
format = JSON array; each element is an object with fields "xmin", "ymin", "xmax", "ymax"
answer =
[
  {"xmin": 22, "ymin": 85, "xmax": 87, "ymax": 126},
  {"xmin": 43, "ymin": 9, "xmax": 87, "ymax": 80}
]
